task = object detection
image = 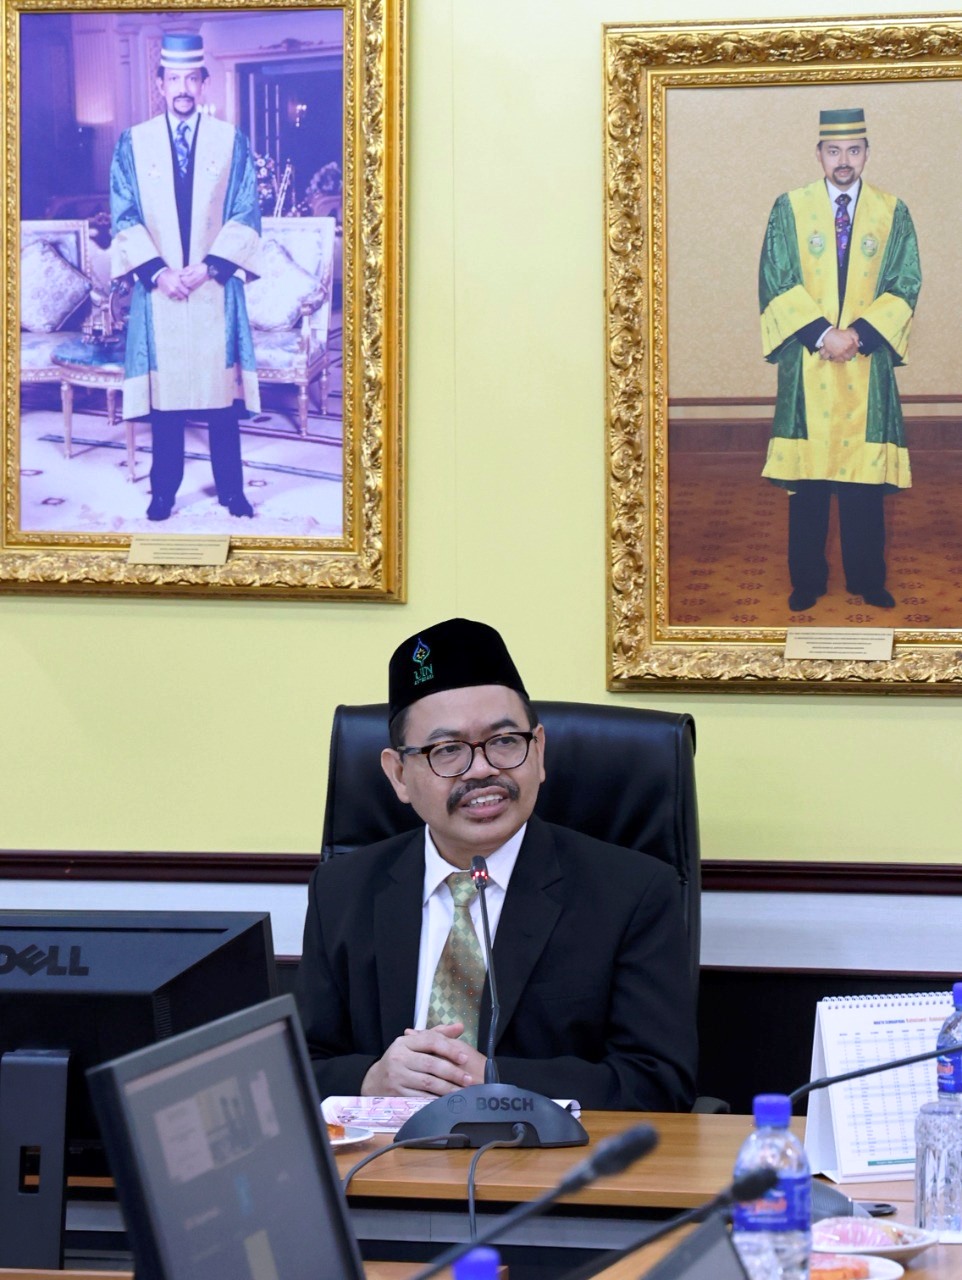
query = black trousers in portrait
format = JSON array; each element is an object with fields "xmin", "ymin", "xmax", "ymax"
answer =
[
  {"xmin": 787, "ymin": 480, "xmax": 887, "ymax": 597},
  {"xmin": 149, "ymin": 405, "xmax": 245, "ymax": 503}
]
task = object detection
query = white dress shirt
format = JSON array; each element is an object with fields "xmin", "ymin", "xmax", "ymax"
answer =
[{"xmin": 412, "ymin": 824, "xmax": 526, "ymax": 1030}]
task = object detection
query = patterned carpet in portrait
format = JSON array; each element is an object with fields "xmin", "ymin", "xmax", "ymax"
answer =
[
  {"xmin": 17, "ymin": 324, "xmax": 345, "ymax": 539},
  {"xmin": 667, "ymin": 450, "xmax": 962, "ymax": 630}
]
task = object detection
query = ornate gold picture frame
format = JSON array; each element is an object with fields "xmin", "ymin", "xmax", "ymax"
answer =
[
  {"xmin": 1, "ymin": 0, "xmax": 403, "ymax": 599},
  {"xmin": 605, "ymin": 16, "xmax": 962, "ymax": 690}
]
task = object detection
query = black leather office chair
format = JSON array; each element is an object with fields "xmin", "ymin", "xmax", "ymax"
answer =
[{"xmin": 321, "ymin": 700, "xmax": 701, "ymax": 991}]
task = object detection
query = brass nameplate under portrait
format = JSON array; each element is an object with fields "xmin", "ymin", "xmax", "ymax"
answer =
[
  {"xmin": 128, "ymin": 535, "xmax": 229, "ymax": 566},
  {"xmin": 784, "ymin": 628, "xmax": 894, "ymax": 663}
]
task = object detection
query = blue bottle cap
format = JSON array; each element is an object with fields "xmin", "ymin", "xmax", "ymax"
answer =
[
  {"xmin": 453, "ymin": 1246, "xmax": 501, "ymax": 1280},
  {"xmin": 752, "ymin": 1093, "xmax": 792, "ymax": 1127},
  {"xmin": 953, "ymin": 982, "xmax": 962, "ymax": 1008}
]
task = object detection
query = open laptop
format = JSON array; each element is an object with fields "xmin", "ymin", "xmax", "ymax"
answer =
[
  {"xmin": 639, "ymin": 1214, "xmax": 749, "ymax": 1280},
  {"xmin": 87, "ymin": 995, "xmax": 364, "ymax": 1280}
]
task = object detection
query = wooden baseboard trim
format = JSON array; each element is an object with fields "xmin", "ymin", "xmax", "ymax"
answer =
[
  {"xmin": 0, "ymin": 849, "xmax": 319, "ymax": 883},
  {"xmin": 702, "ymin": 859, "xmax": 962, "ymax": 895},
  {"xmin": 0, "ymin": 850, "xmax": 957, "ymax": 894}
]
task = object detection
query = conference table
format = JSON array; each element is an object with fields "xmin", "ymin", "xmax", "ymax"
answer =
[
  {"xmin": 332, "ymin": 1111, "xmax": 959, "ymax": 1278},
  {"xmin": 9, "ymin": 1112, "xmax": 955, "ymax": 1279}
]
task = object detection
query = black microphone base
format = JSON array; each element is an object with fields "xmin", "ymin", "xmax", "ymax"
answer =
[{"xmin": 394, "ymin": 1084, "xmax": 588, "ymax": 1148}]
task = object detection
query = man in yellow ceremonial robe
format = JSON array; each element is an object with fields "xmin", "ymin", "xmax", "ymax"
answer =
[
  {"xmin": 110, "ymin": 33, "xmax": 261, "ymax": 521},
  {"xmin": 758, "ymin": 107, "xmax": 922, "ymax": 613}
]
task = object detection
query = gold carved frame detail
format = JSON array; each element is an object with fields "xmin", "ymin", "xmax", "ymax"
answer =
[
  {"xmin": 1, "ymin": 0, "xmax": 404, "ymax": 600},
  {"xmin": 605, "ymin": 15, "xmax": 962, "ymax": 690}
]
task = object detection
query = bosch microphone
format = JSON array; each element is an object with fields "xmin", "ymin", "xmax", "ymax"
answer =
[
  {"xmin": 395, "ymin": 855, "xmax": 587, "ymax": 1149},
  {"xmin": 408, "ymin": 1122, "xmax": 659, "ymax": 1280}
]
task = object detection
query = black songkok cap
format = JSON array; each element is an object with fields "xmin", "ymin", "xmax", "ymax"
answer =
[{"xmin": 388, "ymin": 618, "xmax": 528, "ymax": 724}]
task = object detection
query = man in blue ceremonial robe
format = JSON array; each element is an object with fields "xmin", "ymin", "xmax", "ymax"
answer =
[{"xmin": 110, "ymin": 32, "xmax": 261, "ymax": 521}]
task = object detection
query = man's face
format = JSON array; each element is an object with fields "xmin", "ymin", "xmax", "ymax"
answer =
[
  {"xmin": 817, "ymin": 138, "xmax": 868, "ymax": 191},
  {"xmin": 381, "ymin": 684, "xmax": 545, "ymax": 869},
  {"xmin": 157, "ymin": 68, "xmax": 205, "ymax": 118}
]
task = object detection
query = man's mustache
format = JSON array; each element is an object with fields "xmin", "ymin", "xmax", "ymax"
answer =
[{"xmin": 447, "ymin": 775, "xmax": 520, "ymax": 815}]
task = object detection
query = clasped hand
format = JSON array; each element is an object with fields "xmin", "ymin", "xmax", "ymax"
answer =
[
  {"xmin": 819, "ymin": 326, "xmax": 860, "ymax": 362},
  {"xmin": 156, "ymin": 264, "xmax": 209, "ymax": 300},
  {"xmin": 360, "ymin": 1022, "xmax": 487, "ymax": 1098}
]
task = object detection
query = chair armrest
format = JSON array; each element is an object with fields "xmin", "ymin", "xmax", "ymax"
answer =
[{"xmin": 691, "ymin": 1095, "xmax": 731, "ymax": 1114}]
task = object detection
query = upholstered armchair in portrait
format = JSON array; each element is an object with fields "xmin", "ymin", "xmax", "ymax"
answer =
[
  {"xmin": 19, "ymin": 220, "xmax": 94, "ymax": 390},
  {"xmin": 20, "ymin": 218, "xmax": 137, "ymax": 473},
  {"xmin": 245, "ymin": 216, "xmax": 337, "ymax": 436}
]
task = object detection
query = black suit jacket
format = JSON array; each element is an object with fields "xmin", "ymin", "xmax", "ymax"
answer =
[{"xmin": 294, "ymin": 815, "xmax": 697, "ymax": 1110}]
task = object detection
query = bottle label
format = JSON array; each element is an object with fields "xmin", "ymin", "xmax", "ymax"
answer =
[
  {"xmin": 937, "ymin": 1049, "xmax": 962, "ymax": 1094},
  {"xmin": 731, "ymin": 1171, "xmax": 812, "ymax": 1233}
]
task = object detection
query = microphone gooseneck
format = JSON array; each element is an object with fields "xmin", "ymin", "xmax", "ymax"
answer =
[
  {"xmin": 729, "ymin": 1166, "xmax": 781, "ymax": 1203},
  {"xmin": 789, "ymin": 1040, "xmax": 962, "ymax": 1104},
  {"xmin": 557, "ymin": 1122, "xmax": 659, "ymax": 1193},
  {"xmin": 470, "ymin": 855, "xmax": 501, "ymax": 1085}
]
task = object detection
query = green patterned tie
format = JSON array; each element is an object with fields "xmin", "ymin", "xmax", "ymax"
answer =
[{"xmin": 426, "ymin": 872, "xmax": 486, "ymax": 1048}]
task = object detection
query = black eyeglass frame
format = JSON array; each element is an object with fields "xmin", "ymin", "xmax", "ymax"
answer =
[{"xmin": 398, "ymin": 730, "xmax": 537, "ymax": 778}]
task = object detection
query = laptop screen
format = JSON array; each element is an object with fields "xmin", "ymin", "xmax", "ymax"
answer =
[
  {"xmin": 88, "ymin": 996, "xmax": 364, "ymax": 1280},
  {"xmin": 640, "ymin": 1214, "xmax": 749, "ymax": 1280}
]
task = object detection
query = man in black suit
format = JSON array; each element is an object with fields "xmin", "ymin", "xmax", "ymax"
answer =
[{"xmin": 295, "ymin": 618, "xmax": 697, "ymax": 1110}]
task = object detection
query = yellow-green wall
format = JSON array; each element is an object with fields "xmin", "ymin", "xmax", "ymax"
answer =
[{"xmin": 2, "ymin": 0, "xmax": 960, "ymax": 861}]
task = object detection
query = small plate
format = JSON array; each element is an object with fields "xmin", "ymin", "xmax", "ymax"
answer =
[
  {"xmin": 812, "ymin": 1216, "xmax": 937, "ymax": 1264},
  {"xmin": 812, "ymin": 1260, "xmax": 903, "ymax": 1280},
  {"xmin": 328, "ymin": 1124, "xmax": 373, "ymax": 1150},
  {"xmin": 863, "ymin": 1260, "xmax": 904, "ymax": 1280}
]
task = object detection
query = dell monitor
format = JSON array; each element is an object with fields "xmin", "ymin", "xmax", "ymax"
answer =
[
  {"xmin": 87, "ymin": 995, "xmax": 364, "ymax": 1280},
  {"xmin": 0, "ymin": 909, "xmax": 276, "ymax": 1267}
]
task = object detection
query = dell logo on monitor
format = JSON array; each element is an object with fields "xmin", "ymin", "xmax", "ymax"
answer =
[{"xmin": 0, "ymin": 944, "xmax": 89, "ymax": 976}]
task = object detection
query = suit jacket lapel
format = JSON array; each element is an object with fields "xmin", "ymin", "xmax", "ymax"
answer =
[
  {"xmin": 373, "ymin": 830, "xmax": 425, "ymax": 1044},
  {"xmin": 482, "ymin": 816, "xmax": 562, "ymax": 1049}
]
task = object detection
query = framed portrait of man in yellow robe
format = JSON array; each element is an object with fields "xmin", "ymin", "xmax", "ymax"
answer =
[
  {"xmin": 604, "ymin": 14, "xmax": 962, "ymax": 692},
  {"xmin": 1, "ymin": 0, "xmax": 403, "ymax": 601}
]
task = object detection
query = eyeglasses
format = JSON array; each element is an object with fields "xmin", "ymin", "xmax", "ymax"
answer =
[{"xmin": 399, "ymin": 731, "xmax": 537, "ymax": 779}]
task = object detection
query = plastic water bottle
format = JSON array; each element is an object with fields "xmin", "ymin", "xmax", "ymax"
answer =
[
  {"xmin": 915, "ymin": 981, "xmax": 962, "ymax": 1240},
  {"xmin": 453, "ymin": 1247, "xmax": 501, "ymax": 1280},
  {"xmin": 936, "ymin": 981, "xmax": 962, "ymax": 1096},
  {"xmin": 731, "ymin": 1093, "xmax": 811, "ymax": 1280}
]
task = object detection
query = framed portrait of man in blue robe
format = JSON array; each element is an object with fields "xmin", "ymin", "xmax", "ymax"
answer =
[{"xmin": 1, "ymin": 0, "xmax": 403, "ymax": 600}]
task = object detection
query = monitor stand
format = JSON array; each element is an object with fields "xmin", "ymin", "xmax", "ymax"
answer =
[{"xmin": 0, "ymin": 1048, "xmax": 70, "ymax": 1268}]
